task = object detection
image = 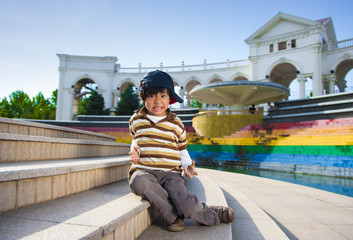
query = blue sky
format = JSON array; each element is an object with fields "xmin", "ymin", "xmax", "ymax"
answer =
[{"xmin": 0, "ymin": 0, "xmax": 352, "ymax": 100}]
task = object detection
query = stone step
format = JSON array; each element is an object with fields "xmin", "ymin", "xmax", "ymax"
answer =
[
  {"xmin": 76, "ymin": 110, "xmax": 198, "ymax": 122},
  {"xmin": 138, "ymin": 174, "xmax": 233, "ymax": 239},
  {"xmin": 197, "ymin": 168, "xmax": 290, "ymax": 239},
  {"xmin": 0, "ymin": 180, "xmax": 155, "ymax": 240},
  {"xmin": 0, "ymin": 133, "xmax": 130, "ymax": 162},
  {"xmin": 0, "ymin": 155, "xmax": 131, "ymax": 213},
  {"xmin": 264, "ymin": 107, "xmax": 353, "ymax": 124},
  {"xmin": 266, "ymin": 92, "xmax": 353, "ymax": 124},
  {"xmin": 269, "ymin": 99, "xmax": 353, "ymax": 116},
  {"xmin": 226, "ymin": 125, "xmax": 353, "ymax": 138},
  {"xmin": 274, "ymin": 91, "xmax": 353, "ymax": 108},
  {"xmin": 0, "ymin": 117, "xmax": 116, "ymax": 142},
  {"xmin": 33, "ymin": 118, "xmax": 194, "ymax": 128}
]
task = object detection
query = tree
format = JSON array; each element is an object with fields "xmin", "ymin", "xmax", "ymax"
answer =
[
  {"xmin": 4, "ymin": 90, "xmax": 33, "ymax": 118},
  {"xmin": 0, "ymin": 89, "xmax": 57, "ymax": 119},
  {"xmin": 32, "ymin": 90, "xmax": 57, "ymax": 120},
  {"xmin": 115, "ymin": 84, "xmax": 141, "ymax": 115},
  {"xmin": 0, "ymin": 97, "xmax": 11, "ymax": 118},
  {"xmin": 78, "ymin": 90, "xmax": 110, "ymax": 115},
  {"xmin": 48, "ymin": 89, "xmax": 57, "ymax": 120},
  {"xmin": 191, "ymin": 99, "xmax": 203, "ymax": 108}
]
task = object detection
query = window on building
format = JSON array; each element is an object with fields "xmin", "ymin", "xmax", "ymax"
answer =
[
  {"xmin": 278, "ymin": 41, "xmax": 287, "ymax": 50},
  {"xmin": 291, "ymin": 39, "xmax": 296, "ymax": 48},
  {"xmin": 269, "ymin": 44, "xmax": 274, "ymax": 52}
]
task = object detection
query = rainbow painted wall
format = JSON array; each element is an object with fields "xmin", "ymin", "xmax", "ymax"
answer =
[
  {"xmin": 188, "ymin": 117, "xmax": 353, "ymax": 178},
  {"xmin": 69, "ymin": 115, "xmax": 353, "ymax": 178}
]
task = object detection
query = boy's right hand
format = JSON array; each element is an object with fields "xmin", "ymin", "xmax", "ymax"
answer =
[
  {"xmin": 184, "ymin": 161, "xmax": 199, "ymax": 179},
  {"xmin": 129, "ymin": 146, "xmax": 141, "ymax": 164}
]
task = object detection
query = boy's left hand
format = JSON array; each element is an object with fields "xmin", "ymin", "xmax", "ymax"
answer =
[{"xmin": 184, "ymin": 161, "xmax": 199, "ymax": 179}]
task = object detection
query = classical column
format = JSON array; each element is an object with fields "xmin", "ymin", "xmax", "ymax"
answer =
[
  {"xmin": 63, "ymin": 88, "xmax": 74, "ymax": 120},
  {"xmin": 326, "ymin": 73, "xmax": 337, "ymax": 94},
  {"xmin": 249, "ymin": 56, "xmax": 257, "ymax": 81},
  {"xmin": 337, "ymin": 80, "xmax": 347, "ymax": 93},
  {"xmin": 297, "ymin": 74, "xmax": 307, "ymax": 99},
  {"xmin": 56, "ymin": 67, "xmax": 66, "ymax": 120},
  {"xmin": 98, "ymin": 89, "xmax": 110, "ymax": 112},
  {"xmin": 179, "ymin": 86, "xmax": 185, "ymax": 109},
  {"xmin": 311, "ymin": 45, "xmax": 323, "ymax": 96},
  {"xmin": 111, "ymin": 90, "xmax": 120, "ymax": 114},
  {"xmin": 186, "ymin": 93, "xmax": 191, "ymax": 108}
]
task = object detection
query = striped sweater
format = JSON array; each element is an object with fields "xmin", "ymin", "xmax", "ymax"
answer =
[{"xmin": 128, "ymin": 107, "xmax": 187, "ymax": 177}]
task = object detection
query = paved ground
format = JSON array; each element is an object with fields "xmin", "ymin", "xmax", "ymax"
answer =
[
  {"xmin": 199, "ymin": 168, "xmax": 353, "ymax": 240},
  {"xmin": 138, "ymin": 168, "xmax": 353, "ymax": 240}
]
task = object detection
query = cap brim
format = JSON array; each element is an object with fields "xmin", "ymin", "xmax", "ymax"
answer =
[{"xmin": 170, "ymin": 92, "xmax": 183, "ymax": 105}]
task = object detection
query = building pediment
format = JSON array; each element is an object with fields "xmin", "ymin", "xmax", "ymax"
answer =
[{"xmin": 245, "ymin": 12, "xmax": 322, "ymax": 43}]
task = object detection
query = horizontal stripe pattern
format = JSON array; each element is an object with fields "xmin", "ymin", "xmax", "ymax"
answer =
[
  {"xmin": 129, "ymin": 107, "xmax": 187, "ymax": 176},
  {"xmin": 189, "ymin": 151, "xmax": 353, "ymax": 168},
  {"xmin": 188, "ymin": 144, "xmax": 353, "ymax": 156}
]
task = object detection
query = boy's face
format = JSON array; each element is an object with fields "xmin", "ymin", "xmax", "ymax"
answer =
[{"xmin": 141, "ymin": 88, "xmax": 170, "ymax": 116}]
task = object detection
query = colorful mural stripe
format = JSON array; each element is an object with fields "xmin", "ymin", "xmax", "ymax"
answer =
[{"xmin": 188, "ymin": 117, "xmax": 353, "ymax": 178}]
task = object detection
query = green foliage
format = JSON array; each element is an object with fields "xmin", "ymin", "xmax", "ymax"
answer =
[
  {"xmin": 11, "ymin": 90, "xmax": 33, "ymax": 118},
  {"xmin": 0, "ymin": 89, "xmax": 57, "ymax": 119},
  {"xmin": 306, "ymin": 91, "xmax": 313, "ymax": 98},
  {"xmin": 190, "ymin": 99, "xmax": 202, "ymax": 108},
  {"xmin": 32, "ymin": 91, "xmax": 57, "ymax": 119},
  {"xmin": 115, "ymin": 84, "xmax": 141, "ymax": 115},
  {"xmin": 78, "ymin": 90, "xmax": 110, "ymax": 115},
  {"xmin": 0, "ymin": 98, "xmax": 11, "ymax": 118}
]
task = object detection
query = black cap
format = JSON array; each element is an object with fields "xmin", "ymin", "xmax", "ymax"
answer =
[{"xmin": 139, "ymin": 70, "xmax": 183, "ymax": 104}]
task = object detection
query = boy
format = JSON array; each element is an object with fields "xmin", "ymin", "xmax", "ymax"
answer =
[{"xmin": 128, "ymin": 70, "xmax": 235, "ymax": 232}]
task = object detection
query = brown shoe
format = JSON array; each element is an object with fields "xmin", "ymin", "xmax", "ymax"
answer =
[
  {"xmin": 167, "ymin": 217, "xmax": 184, "ymax": 232},
  {"xmin": 209, "ymin": 206, "xmax": 236, "ymax": 223}
]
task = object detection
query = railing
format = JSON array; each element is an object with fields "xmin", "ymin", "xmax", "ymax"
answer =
[
  {"xmin": 117, "ymin": 59, "xmax": 250, "ymax": 73},
  {"xmin": 322, "ymin": 38, "xmax": 353, "ymax": 51},
  {"xmin": 196, "ymin": 109, "xmax": 264, "ymax": 116}
]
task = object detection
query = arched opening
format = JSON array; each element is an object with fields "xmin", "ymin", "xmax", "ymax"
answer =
[
  {"xmin": 115, "ymin": 81, "xmax": 138, "ymax": 111},
  {"xmin": 120, "ymin": 81, "xmax": 136, "ymax": 94},
  {"xmin": 72, "ymin": 78, "xmax": 97, "ymax": 118},
  {"xmin": 269, "ymin": 63, "xmax": 297, "ymax": 88},
  {"xmin": 288, "ymin": 77, "xmax": 313, "ymax": 99},
  {"xmin": 335, "ymin": 59, "xmax": 353, "ymax": 92},
  {"xmin": 209, "ymin": 78, "xmax": 222, "ymax": 83},
  {"xmin": 232, "ymin": 76, "xmax": 248, "ymax": 81},
  {"xmin": 185, "ymin": 80, "xmax": 201, "ymax": 108},
  {"xmin": 269, "ymin": 63, "xmax": 309, "ymax": 99},
  {"xmin": 345, "ymin": 70, "xmax": 353, "ymax": 92}
]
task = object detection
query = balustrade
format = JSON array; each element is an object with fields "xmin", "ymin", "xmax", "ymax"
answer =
[
  {"xmin": 117, "ymin": 59, "xmax": 250, "ymax": 73},
  {"xmin": 323, "ymin": 38, "xmax": 353, "ymax": 51}
]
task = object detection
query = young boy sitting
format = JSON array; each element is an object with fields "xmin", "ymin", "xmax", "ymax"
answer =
[{"xmin": 128, "ymin": 70, "xmax": 235, "ymax": 232}]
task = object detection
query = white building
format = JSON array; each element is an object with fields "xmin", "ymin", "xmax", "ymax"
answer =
[{"xmin": 56, "ymin": 12, "xmax": 353, "ymax": 120}]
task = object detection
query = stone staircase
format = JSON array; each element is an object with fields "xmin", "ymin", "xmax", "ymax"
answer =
[
  {"xmin": 264, "ymin": 92, "xmax": 353, "ymax": 123},
  {"xmin": 0, "ymin": 117, "xmax": 290, "ymax": 239},
  {"xmin": 0, "ymin": 117, "xmax": 156, "ymax": 239},
  {"xmin": 33, "ymin": 108, "xmax": 199, "ymax": 129},
  {"xmin": 0, "ymin": 117, "xmax": 232, "ymax": 240},
  {"xmin": 138, "ymin": 170, "xmax": 289, "ymax": 240}
]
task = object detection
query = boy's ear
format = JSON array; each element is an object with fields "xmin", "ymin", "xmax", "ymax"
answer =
[{"xmin": 139, "ymin": 92, "xmax": 143, "ymax": 101}]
